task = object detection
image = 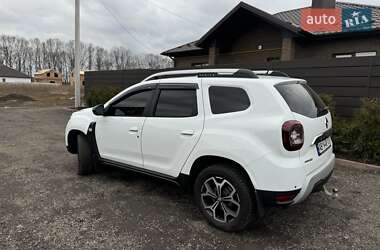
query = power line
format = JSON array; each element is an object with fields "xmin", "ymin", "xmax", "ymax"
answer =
[
  {"xmin": 145, "ymin": 0, "xmax": 207, "ymax": 29},
  {"xmin": 97, "ymin": 0, "xmax": 155, "ymax": 53}
]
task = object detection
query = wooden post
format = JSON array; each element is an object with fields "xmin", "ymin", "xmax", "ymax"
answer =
[
  {"xmin": 208, "ymin": 41, "xmax": 219, "ymax": 66},
  {"xmin": 281, "ymin": 36, "xmax": 295, "ymax": 61}
]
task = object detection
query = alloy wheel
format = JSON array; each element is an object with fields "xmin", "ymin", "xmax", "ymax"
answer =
[{"xmin": 200, "ymin": 176, "xmax": 240, "ymax": 223}]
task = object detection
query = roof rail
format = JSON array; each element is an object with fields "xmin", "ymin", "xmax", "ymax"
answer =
[
  {"xmin": 143, "ymin": 68, "xmax": 258, "ymax": 81},
  {"xmin": 253, "ymin": 70, "xmax": 290, "ymax": 77}
]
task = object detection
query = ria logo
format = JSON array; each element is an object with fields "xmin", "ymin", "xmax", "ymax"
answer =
[
  {"xmin": 301, "ymin": 8, "xmax": 373, "ymax": 33},
  {"xmin": 342, "ymin": 8, "xmax": 372, "ymax": 32}
]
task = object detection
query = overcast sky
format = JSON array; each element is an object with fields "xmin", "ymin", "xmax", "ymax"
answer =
[{"xmin": 0, "ymin": 0, "xmax": 379, "ymax": 54}]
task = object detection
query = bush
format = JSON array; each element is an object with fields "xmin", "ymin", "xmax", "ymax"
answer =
[
  {"xmin": 350, "ymin": 98, "xmax": 380, "ymax": 164},
  {"xmin": 322, "ymin": 95, "xmax": 380, "ymax": 165},
  {"xmin": 320, "ymin": 94, "xmax": 336, "ymax": 118},
  {"xmin": 86, "ymin": 87, "xmax": 123, "ymax": 107}
]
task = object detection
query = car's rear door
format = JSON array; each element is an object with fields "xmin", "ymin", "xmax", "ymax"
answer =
[
  {"xmin": 141, "ymin": 81, "xmax": 204, "ymax": 177},
  {"xmin": 275, "ymin": 81, "xmax": 333, "ymax": 174}
]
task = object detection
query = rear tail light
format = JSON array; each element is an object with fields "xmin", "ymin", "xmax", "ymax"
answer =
[{"xmin": 282, "ymin": 120, "xmax": 304, "ymax": 151}]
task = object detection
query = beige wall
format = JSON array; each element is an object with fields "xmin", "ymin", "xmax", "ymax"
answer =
[
  {"xmin": 34, "ymin": 71, "xmax": 63, "ymax": 84},
  {"xmin": 69, "ymin": 73, "xmax": 85, "ymax": 86}
]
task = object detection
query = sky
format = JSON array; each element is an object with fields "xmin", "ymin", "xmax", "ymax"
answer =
[{"xmin": 0, "ymin": 0, "xmax": 379, "ymax": 54}]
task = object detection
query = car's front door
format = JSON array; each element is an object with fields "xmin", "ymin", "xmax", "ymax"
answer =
[
  {"xmin": 141, "ymin": 83, "xmax": 204, "ymax": 177},
  {"xmin": 95, "ymin": 87, "xmax": 154, "ymax": 167}
]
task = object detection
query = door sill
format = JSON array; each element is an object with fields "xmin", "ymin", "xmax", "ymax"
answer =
[{"xmin": 100, "ymin": 158, "xmax": 180, "ymax": 186}]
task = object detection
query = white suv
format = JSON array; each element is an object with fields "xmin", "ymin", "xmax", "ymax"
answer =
[{"xmin": 65, "ymin": 69, "xmax": 335, "ymax": 232}]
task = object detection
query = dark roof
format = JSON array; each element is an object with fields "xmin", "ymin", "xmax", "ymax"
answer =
[
  {"xmin": 0, "ymin": 65, "xmax": 31, "ymax": 78},
  {"xmin": 196, "ymin": 2, "xmax": 301, "ymax": 47},
  {"xmin": 162, "ymin": 1, "xmax": 380, "ymax": 56},
  {"xmin": 275, "ymin": 2, "xmax": 380, "ymax": 35},
  {"xmin": 162, "ymin": 41, "xmax": 203, "ymax": 56}
]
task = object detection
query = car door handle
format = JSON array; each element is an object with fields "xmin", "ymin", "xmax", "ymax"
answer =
[
  {"xmin": 129, "ymin": 127, "xmax": 139, "ymax": 133},
  {"xmin": 181, "ymin": 130, "xmax": 195, "ymax": 136}
]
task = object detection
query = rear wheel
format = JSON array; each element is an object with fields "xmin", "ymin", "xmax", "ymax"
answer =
[
  {"xmin": 77, "ymin": 134, "xmax": 96, "ymax": 175},
  {"xmin": 194, "ymin": 164, "xmax": 257, "ymax": 232}
]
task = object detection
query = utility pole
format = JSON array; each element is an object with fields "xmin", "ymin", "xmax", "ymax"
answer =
[{"xmin": 74, "ymin": 0, "xmax": 81, "ymax": 108}]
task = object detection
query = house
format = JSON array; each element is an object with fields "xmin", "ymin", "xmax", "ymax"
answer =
[
  {"xmin": 162, "ymin": 0, "xmax": 380, "ymax": 67},
  {"xmin": 0, "ymin": 65, "xmax": 31, "ymax": 83},
  {"xmin": 69, "ymin": 71, "xmax": 85, "ymax": 86},
  {"xmin": 34, "ymin": 69, "xmax": 63, "ymax": 84}
]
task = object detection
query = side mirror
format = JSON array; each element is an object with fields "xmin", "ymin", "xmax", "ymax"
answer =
[{"xmin": 92, "ymin": 104, "xmax": 105, "ymax": 116}]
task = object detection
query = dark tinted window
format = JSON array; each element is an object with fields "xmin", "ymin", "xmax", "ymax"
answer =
[
  {"xmin": 275, "ymin": 83, "xmax": 327, "ymax": 118},
  {"xmin": 109, "ymin": 90, "xmax": 153, "ymax": 117},
  {"xmin": 209, "ymin": 86, "xmax": 250, "ymax": 114},
  {"xmin": 155, "ymin": 89, "xmax": 197, "ymax": 117}
]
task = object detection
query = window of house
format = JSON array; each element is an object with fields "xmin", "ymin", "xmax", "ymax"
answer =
[
  {"xmin": 191, "ymin": 62, "xmax": 209, "ymax": 68},
  {"xmin": 47, "ymin": 72, "xmax": 50, "ymax": 77},
  {"xmin": 355, "ymin": 51, "xmax": 377, "ymax": 57},
  {"xmin": 334, "ymin": 53, "xmax": 353, "ymax": 59},
  {"xmin": 154, "ymin": 89, "xmax": 197, "ymax": 117},
  {"xmin": 108, "ymin": 90, "xmax": 153, "ymax": 117},
  {"xmin": 54, "ymin": 73, "xmax": 58, "ymax": 77},
  {"xmin": 209, "ymin": 86, "xmax": 250, "ymax": 114},
  {"xmin": 334, "ymin": 51, "xmax": 377, "ymax": 59},
  {"xmin": 2, "ymin": 78, "xmax": 5, "ymax": 83}
]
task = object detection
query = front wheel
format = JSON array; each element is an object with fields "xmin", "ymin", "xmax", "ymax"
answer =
[
  {"xmin": 77, "ymin": 134, "xmax": 96, "ymax": 175},
  {"xmin": 194, "ymin": 164, "xmax": 257, "ymax": 232}
]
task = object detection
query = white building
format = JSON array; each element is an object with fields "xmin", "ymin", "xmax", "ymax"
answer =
[{"xmin": 0, "ymin": 65, "xmax": 32, "ymax": 84}]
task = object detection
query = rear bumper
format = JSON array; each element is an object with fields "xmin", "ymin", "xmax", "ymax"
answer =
[
  {"xmin": 293, "ymin": 153, "xmax": 335, "ymax": 204},
  {"xmin": 256, "ymin": 153, "xmax": 335, "ymax": 207}
]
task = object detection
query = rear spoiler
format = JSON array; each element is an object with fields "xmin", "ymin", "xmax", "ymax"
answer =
[{"xmin": 253, "ymin": 70, "xmax": 290, "ymax": 77}]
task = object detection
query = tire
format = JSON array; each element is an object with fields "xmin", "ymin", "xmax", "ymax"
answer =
[
  {"xmin": 77, "ymin": 133, "xmax": 95, "ymax": 175},
  {"xmin": 194, "ymin": 164, "xmax": 257, "ymax": 232}
]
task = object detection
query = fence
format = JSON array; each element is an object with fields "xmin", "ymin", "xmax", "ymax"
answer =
[{"xmin": 84, "ymin": 57, "xmax": 380, "ymax": 117}]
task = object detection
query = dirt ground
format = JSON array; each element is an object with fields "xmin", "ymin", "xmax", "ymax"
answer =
[
  {"xmin": 0, "ymin": 83, "xmax": 83, "ymax": 107},
  {"xmin": 0, "ymin": 85, "xmax": 379, "ymax": 249}
]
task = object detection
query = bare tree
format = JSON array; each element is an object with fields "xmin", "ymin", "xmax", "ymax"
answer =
[{"xmin": 0, "ymin": 34, "xmax": 174, "ymax": 80}]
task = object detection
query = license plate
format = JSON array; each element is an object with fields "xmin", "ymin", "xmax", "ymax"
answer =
[{"xmin": 316, "ymin": 137, "xmax": 332, "ymax": 156}]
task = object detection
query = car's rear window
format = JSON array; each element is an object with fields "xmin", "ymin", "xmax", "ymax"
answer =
[{"xmin": 275, "ymin": 82, "xmax": 327, "ymax": 118}]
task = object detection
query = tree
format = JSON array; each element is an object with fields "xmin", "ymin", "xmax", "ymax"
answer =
[{"xmin": 0, "ymin": 34, "xmax": 174, "ymax": 82}]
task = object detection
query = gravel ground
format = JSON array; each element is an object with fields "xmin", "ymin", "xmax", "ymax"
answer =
[{"xmin": 0, "ymin": 107, "xmax": 379, "ymax": 250}]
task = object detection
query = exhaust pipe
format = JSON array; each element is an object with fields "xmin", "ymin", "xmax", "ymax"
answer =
[{"xmin": 323, "ymin": 185, "xmax": 338, "ymax": 197}]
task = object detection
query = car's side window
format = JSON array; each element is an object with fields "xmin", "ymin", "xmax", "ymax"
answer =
[
  {"xmin": 209, "ymin": 86, "xmax": 250, "ymax": 114},
  {"xmin": 154, "ymin": 89, "xmax": 197, "ymax": 118},
  {"xmin": 107, "ymin": 90, "xmax": 153, "ymax": 117}
]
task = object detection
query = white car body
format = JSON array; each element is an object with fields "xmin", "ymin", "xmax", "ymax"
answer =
[{"xmin": 65, "ymin": 69, "xmax": 335, "ymax": 209}]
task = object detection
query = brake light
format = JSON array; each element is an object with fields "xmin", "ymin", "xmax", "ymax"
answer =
[{"xmin": 282, "ymin": 120, "xmax": 304, "ymax": 151}]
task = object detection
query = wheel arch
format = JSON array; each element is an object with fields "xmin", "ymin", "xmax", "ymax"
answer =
[
  {"xmin": 67, "ymin": 129, "xmax": 86, "ymax": 154},
  {"xmin": 185, "ymin": 155, "xmax": 265, "ymax": 218},
  {"xmin": 187, "ymin": 155, "xmax": 256, "ymax": 193}
]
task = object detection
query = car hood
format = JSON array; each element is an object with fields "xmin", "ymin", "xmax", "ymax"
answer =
[{"xmin": 72, "ymin": 107, "xmax": 93, "ymax": 117}]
